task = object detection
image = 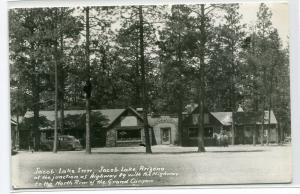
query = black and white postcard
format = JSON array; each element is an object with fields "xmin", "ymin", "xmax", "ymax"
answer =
[{"xmin": 9, "ymin": 0, "xmax": 292, "ymax": 190}]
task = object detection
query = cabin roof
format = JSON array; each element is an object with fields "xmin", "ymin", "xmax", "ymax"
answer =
[
  {"xmin": 210, "ymin": 112, "xmax": 232, "ymax": 126},
  {"xmin": 210, "ymin": 111, "xmax": 277, "ymax": 126},
  {"xmin": 24, "ymin": 109, "xmax": 126, "ymax": 128}
]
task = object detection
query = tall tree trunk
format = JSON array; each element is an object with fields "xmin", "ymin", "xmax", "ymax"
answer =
[
  {"xmin": 30, "ymin": 42, "xmax": 40, "ymax": 151},
  {"xmin": 253, "ymin": 92, "xmax": 260, "ymax": 146},
  {"xmin": 177, "ymin": 95, "xmax": 183, "ymax": 146},
  {"xmin": 53, "ymin": 42, "xmax": 59, "ymax": 153},
  {"xmin": 267, "ymin": 84, "xmax": 272, "ymax": 145},
  {"xmin": 135, "ymin": 40, "xmax": 141, "ymax": 107},
  {"xmin": 267, "ymin": 108, "xmax": 272, "ymax": 145},
  {"xmin": 231, "ymin": 112, "xmax": 235, "ymax": 145},
  {"xmin": 16, "ymin": 115, "xmax": 20, "ymax": 150},
  {"xmin": 197, "ymin": 81, "xmax": 205, "ymax": 152},
  {"xmin": 197, "ymin": 4, "xmax": 206, "ymax": 152},
  {"xmin": 176, "ymin": 16, "xmax": 183, "ymax": 146},
  {"xmin": 279, "ymin": 122, "xmax": 283, "ymax": 144},
  {"xmin": 139, "ymin": 5, "xmax": 152, "ymax": 153},
  {"xmin": 260, "ymin": 65, "xmax": 267, "ymax": 146},
  {"xmin": 60, "ymin": 72, "xmax": 65, "ymax": 135},
  {"xmin": 32, "ymin": 74, "xmax": 40, "ymax": 151},
  {"xmin": 260, "ymin": 100, "xmax": 265, "ymax": 146},
  {"xmin": 15, "ymin": 84, "xmax": 21, "ymax": 150},
  {"xmin": 85, "ymin": 7, "xmax": 92, "ymax": 154},
  {"xmin": 253, "ymin": 125, "xmax": 257, "ymax": 146},
  {"xmin": 267, "ymin": 54, "xmax": 277, "ymax": 145},
  {"xmin": 59, "ymin": 9, "xmax": 65, "ymax": 135},
  {"xmin": 230, "ymin": 45, "xmax": 236, "ymax": 145},
  {"xmin": 31, "ymin": 52, "xmax": 40, "ymax": 151}
]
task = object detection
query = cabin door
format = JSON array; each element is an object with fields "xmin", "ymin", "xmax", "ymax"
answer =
[{"xmin": 161, "ymin": 128, "xmax": 171, "ymax": 144}]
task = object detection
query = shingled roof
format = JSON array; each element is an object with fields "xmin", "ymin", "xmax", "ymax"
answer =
[
  {"xmin": 210, "ymin": 111, "xmax": 277, "ymax": 126},
  {"xmin": 24, "ymin": 109, "xmax": 126, "ymax": 128},
  {"xmin": 210, "ymin": 112, "xmax": 232, "ymax": 126}
]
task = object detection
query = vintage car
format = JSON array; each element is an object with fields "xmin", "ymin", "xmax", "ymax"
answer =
[{"xmin": 40, "ymin": 135, "xmax": 83, "ymax": 151}]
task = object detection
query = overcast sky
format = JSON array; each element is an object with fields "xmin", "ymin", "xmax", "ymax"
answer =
[
  {"xmin": 240, "ymin": 3, "xmax": 289, "ymax": 46},
  {"xmin": 8, "ymin": 1, "xmax": 289, "ymax": 46}
]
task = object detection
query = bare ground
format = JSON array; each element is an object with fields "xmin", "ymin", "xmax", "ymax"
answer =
[{"xmin": 11, "ymin": 144, "xmax": 292, "ymax": 189}]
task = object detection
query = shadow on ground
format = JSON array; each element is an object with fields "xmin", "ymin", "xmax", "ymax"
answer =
[
  {"xmin": 90, "ymin": 150, "xmax": 265, "ymax": 155},
  {"xmin": 209, "ymin": 150, "xmax": 264, "ymax": 153}
]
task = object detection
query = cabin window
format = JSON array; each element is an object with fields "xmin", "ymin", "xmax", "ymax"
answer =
[
  {"xmin": 188, "ymin": 128, "xmax": 198, "ymax": 138},
  {"xmin": 117, "ymin": 129, "xmax": 141, "ymax": 141}
]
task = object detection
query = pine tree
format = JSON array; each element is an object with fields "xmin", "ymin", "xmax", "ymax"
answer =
[
  {"xmin": 255, "ymin": 3, "xmax": 274, "ymax": 146},
  {"xmin": 186, "ymin": 4, "xmax": 219, "ymax": 152},
  {"xmin": 9, "ymin": 8, "xmax": 59, "ymax": 151},
  {"xmin": 208, "ymin": 4, "xmax": 245, "ymax": 144}
]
